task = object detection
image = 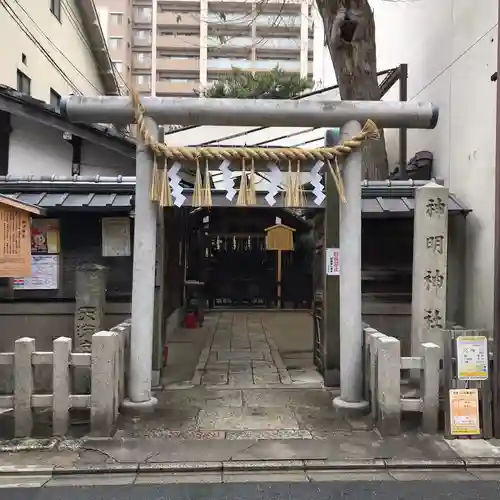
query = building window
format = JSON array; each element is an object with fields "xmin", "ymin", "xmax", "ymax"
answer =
[
  {"xmin": 113, "ymin": 61, "xmax": 123, "ymax": 73},
  {"xmin": 134, "ymin": 7, "xmax": 152, "ymax": 22},
  {"xmin": 108, "ymin": 37, "xmax": 122, "ymax": 50},
  {"xmin": 50, "ymin": 0, "xmax": 61, "ymax": 21},
  {"xmin": 50, "ymin": 88, "xmax": 61, "ymax": 110},
  {"xmin": 134, "ymin": 74, "xmax": 151, "ymax": 86},
  {"xmin": 16, "ymin": 70, "xmax": 31, "ymax": 95},
  {"xmin": 159, "ymin": 77, "xmax": 195, "ymax": 84},
  {"xmin": 134, "ymin": 52, "xmax": 151, "ymax": 63},
  {"xmin": 135, "ymin": 30, "xmax": 151, "ymax": 41},
  {"xmin": 110, "ymin": 13, "xmax": 123, "ymax": 25}
]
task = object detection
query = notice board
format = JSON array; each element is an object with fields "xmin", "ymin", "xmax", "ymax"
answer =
[{"xmin": 0, "ymin": 206, "xmax": 31, "ymax": 277}]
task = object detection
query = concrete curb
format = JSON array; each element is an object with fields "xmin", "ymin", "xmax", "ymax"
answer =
[{"xmin": 0, "ymin": 457, "xmax": 496, "ymax": 475}]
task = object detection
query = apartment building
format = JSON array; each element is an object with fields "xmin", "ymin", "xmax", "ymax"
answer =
[
  {"xmin": 96, "ymin": 0, "xmax": 325, "ymax": 97},
  {"xmin": 0, "ymin": 0, "xmax": 119, "ymax": 103}
]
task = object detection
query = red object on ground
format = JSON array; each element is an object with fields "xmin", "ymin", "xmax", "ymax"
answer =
[
  {"xmin": 162, "ymin": 345, "xmax": 169, "ymax": 366},
  {"xmin": 185, "ymin": 312, "xmax": 197, "ymax": 329}
]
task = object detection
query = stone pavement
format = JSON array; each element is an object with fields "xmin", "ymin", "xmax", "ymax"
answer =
[
  {"xmin": 3, "ymin": 434, "xmax": 500, "ymax": 485},
  {"xmin": 114, "ymin": 311, "xmax": 346, "ymax": 440},
  {"xmin": 191, "ymin": 312, "xmax": 322, "ymax": 388}
]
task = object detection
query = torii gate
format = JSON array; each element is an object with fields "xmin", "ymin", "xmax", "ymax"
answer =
[{"xmin": 60, "ymin": 95, "xmax": 438, "ymax": 414}]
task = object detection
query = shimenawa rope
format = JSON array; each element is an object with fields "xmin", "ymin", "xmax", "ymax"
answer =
[{"xmin": 132, "ymin": 89, "xmax": 379, "ymax": 207}]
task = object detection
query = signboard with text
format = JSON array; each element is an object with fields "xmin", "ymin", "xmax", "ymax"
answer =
[
  {"xmin": 449, "ymin": 388, "xmax": 481, "ymax": 436},
  {"xmin": 456, "ymin": 336, "xmax": 488, "ymax": 381},
  {"xmin": 0, "ymin": 206, "xmax": 31, "ymax": 277},
  {"xmin": 326, "ymin": 248, "xmax": 340, "ymax": 276}
]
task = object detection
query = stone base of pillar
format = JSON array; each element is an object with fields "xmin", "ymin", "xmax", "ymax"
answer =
[
  {"xmin": 121, "ymin": 396, "xmax": 158, "ymax": 415},
  {"xmin": 333, "ymin": 396, "xmax": 369, "ymax": 416}
]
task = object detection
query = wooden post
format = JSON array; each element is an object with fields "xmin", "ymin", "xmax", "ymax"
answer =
[
  {"xmin": 264, "ymin": 223, "xmax": 294, "ymax": 310},
  {"xmin": 277, "ymin": 249, "xmax": 282, "ymax": 308},
  {"xmin": 152, "ymin": 205, "xmax": 165, "ymax": 387},
  {"xmin": 323, "ymin": 167, "xmax": 341, "ymax": 386}
]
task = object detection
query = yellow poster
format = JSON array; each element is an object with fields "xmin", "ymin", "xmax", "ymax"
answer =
[
  {"xmin": 450, "ymin": 388, "xmax": 481, "ymax": 436},
  {"xmin": 31, "ymin": 219, "xmax": 60, "ymax": 254}
]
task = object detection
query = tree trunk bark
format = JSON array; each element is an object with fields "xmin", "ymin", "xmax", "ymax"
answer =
[{"xmin": 317, "ymin": 0, "xmax": 389, "ymax": 180}]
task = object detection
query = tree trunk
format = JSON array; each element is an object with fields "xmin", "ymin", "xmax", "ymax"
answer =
[{"xmin": 317, "ymin": 0, "xmax": 389, "ymax": 180}]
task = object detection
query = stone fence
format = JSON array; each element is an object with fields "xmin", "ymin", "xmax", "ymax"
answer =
[
  {"xmin": 0, "ymin": 322, "xmax": 130, "ymax": 439},
  {"xmin": 363, "ymin": 324, "xmax": 440, "ymax": 436},
  {"xmin": 109, "ymin": 318, "xmax": 131, "ymax": 405}
]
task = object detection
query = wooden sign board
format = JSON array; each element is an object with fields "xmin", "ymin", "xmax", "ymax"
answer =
[
  {"xmin": 0, "ymin": 206, "xmax": 32, "ymax": 277},
  {"xmin": 264, "ymin": 224, "xmax": 295, "ymax": 251}
]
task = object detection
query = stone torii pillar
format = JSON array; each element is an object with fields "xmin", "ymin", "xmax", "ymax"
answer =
[
  {"xmin": 60, "ymin": 96, "xmax": 439, "ymax": 412},
  {"xmin": 121, "ymin": 117, "xmax": 159, "ymax": 413}
]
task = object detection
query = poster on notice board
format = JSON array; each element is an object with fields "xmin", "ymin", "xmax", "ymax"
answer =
[
  {"xmin": 12, "ymin": 254, "xmax": 59, "ymax": 290},
  {"xmin": 31, "ymin": 219, "xmax": 60, "ymax": 254}
]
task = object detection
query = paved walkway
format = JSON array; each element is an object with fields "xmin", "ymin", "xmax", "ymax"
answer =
[
  {"xmin": 191, "ymin": 312, "xmax": 320, "ymax": 388},
  {"xmin": 114, "ymin": 311, "xmax": 353, "ymax": 440}
]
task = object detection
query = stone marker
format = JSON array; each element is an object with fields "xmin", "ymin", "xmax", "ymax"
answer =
[
  {"xmin": 74, "ymin": 264, "xmax": 107, "ymax": 393},
  {"xmin": 411, "ymin": 182, "xmax": 448, "ymax": 356}
]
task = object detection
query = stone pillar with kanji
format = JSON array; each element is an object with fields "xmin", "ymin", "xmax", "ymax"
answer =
[
  {"xmin": 411, "ymin": 181, "xmax": 449, "ymax": 356},
  {"xmin": 74, "ymin": 264, "xmax": 107, "ymax": 393}
]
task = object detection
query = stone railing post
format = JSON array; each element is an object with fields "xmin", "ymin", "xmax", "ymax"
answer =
[
  {"xmin": 421, "ymin": 341, "xmax": 440, "ymax": 434},
  {"xmin": 14, "ymin": 337, "xmax": 35, "ymax": 437},
  {"xmin": 52, "ymin": 337, "xmax": 72, "ymax": 436},
  {"xmin": 376, "ymin": 336, "xmax": 401, "ymax": 436},
  {"xmin": 365, "ymin": 328, "xmax": 386, "ymax": 420},
  {"xmin": 90, "ymin": 331, "xmax": 117, "ymax": 436}
]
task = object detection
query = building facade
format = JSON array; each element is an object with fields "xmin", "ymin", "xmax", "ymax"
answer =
[
  {"xmin": 0, "ymin": 0, "xmax": 120, "ymax": 103},
  {"xmin": 370, "ymin": 0, "xmax": 498, "ymax": 331},
  {"xmin": 96, "ymin": 0, "xmax": 326, "ymax": 97}
]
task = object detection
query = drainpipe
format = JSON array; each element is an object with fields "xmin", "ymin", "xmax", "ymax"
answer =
[
  {"xmin": 493, "ymin": 5, "xmax": 500, "ymax": 437},
  {"xmin": 398, "ymin": 64, "xmax": 408, "ymax": 180}
]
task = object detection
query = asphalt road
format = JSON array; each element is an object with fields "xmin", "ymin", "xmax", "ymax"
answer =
[{"xmin": 3, "ymin": 482, "xmax": 500, "ymax": 500}]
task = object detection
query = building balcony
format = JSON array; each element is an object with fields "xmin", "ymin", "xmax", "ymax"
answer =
[
  {"xmin": 156, "ymin": 58, "xmax": 200, "ymax": 72},
  {"xmin": 253, "ymin": 61, "xmax": 314, "ymax": 74},
  {"xmin": 136, "ymin": 81, "xmax": 152, "ymax": 93},
  {"xmin": 108, "ymin": 25, "xmax": 127, "ymax": 38},
  {"xmin": 132, "ymin": 58, "xmax": 152, "ymax": 70},
  {"xmin": 255, "ymin": 25, "xmax": 301, "ymax": 38},
  {"xmin": 157, "ymin": 34, "xmax": 200, "ymax": 49},
  {"xmin": 133, "ymin": 37, "xmax": 152, "ymax": 47},
  {"xmin": 156, "ymin": 80, "xmax": 199, "ymax": 96},
  {"xmin": 157, "ymin": 11, "xmax": 200, "ymax": 27}
]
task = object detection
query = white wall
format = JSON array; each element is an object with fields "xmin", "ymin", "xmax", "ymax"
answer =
[
  {"xmin": 8, "ymin": 116, "xmax": 135, "ymax": 177},
  {"xmin": 369, "ymin": 0, "xmax": 498, "ymax": 330},
  {"xmin": 0, "ymin": 0, "xmax": 105, "ymax": 102}
]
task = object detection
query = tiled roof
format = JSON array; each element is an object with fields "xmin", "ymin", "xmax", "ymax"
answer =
[{"xmin": 0, "ymin": 176, "xmax": 471, "ymax": 215}]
